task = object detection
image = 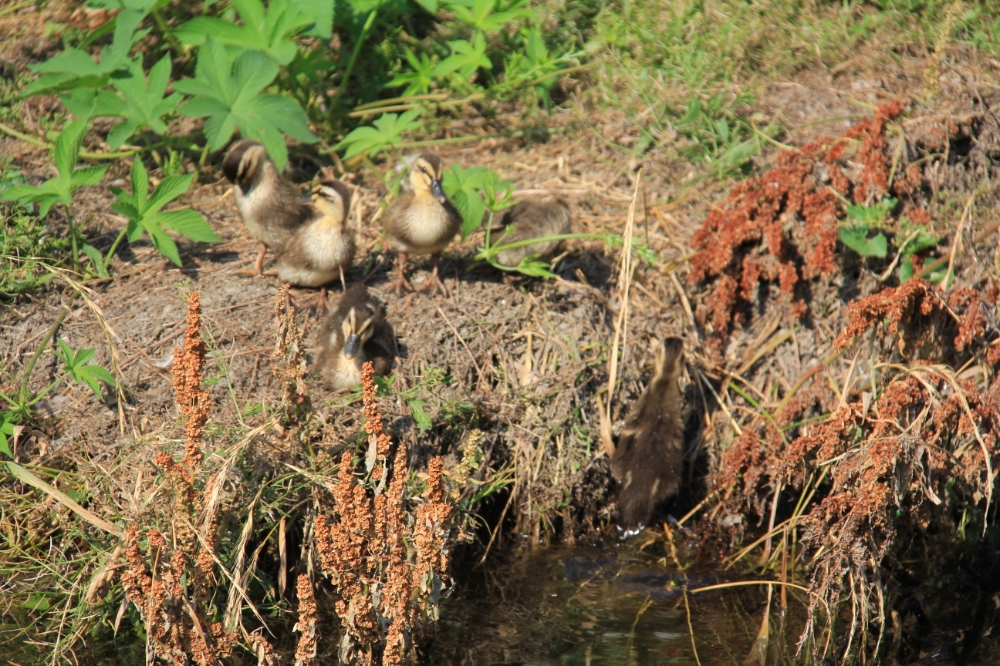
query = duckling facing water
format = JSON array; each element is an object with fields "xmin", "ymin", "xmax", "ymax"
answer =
[
  {"xmin": 383, "ymin": 153, "xmax": 462, "ymax": 295},
  {"xmin": 275, "ymin": 179, "xmax": 356, "ymax": 291},
  {"xmin": 490, "ymin": 197, "xmax": 571, "ymax": 268},
  {"xmin": 222, "ymin": 139, "xmax": 312, "ymax": 275},
  {"xmin": 315, "ymin": 284, "xmax": 396, "ymax": 391},
  {"xmin": 610, "ymin": 337, "xmax": 685, "ymax": 534}
]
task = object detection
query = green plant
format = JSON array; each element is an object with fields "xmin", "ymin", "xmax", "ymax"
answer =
[
  {"xmin": 442, "ymin": 163, "xmax": 515, "ymax": 237},
  {"xmin": 334, "ymin": 110, "xmax": 423, "ymax": 159},
  {"xmin": 174, "ymin": 0, "xmax": 332, "ymax": 65},
  {"xmin": 837, "ymin": 199, "xmax": 945, "ymax": 283},
  {"xmin": 174, "ymin": 37, "xmax": 318, "ymax": 171},
  {"xmin": 106, "ymin": 158, "xmax": 221, "ymax": 268},
  {"xmin": 0, "ymin": 119, "xmax": 108, "ymax": 272},
  {"xmin": 0, "ymin": 310, "xmax": 115, "ymax": 433},
  {"xmin": 62, "ymin": 55, "xmax": 184, "ymax": 150}
]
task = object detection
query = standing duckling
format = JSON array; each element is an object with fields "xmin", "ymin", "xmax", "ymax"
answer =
[
  {"xmin": 490, "ymin": 197, "xmax": 571, "ymax": 268},
  {"xmin": 274, "ymin": 179, "xmax": 356, "ymax": 292},
  {"xmin": 315, "ymin": 284, "xmax": 396, "ymax": 391},
  {"xmin": 610, "ymin": 337, "xmax": 685, "ymax": 534},
  {"xmin": 222, "ymin": 139, "xmax": 312, "ymax": 275},
  {"xmin": 383, "ymin": 153, "xmax": 462, "ymax": 295}
]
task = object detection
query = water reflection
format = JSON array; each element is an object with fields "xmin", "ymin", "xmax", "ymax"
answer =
[{"xmin": 436, "ymin": 540, "xmax": 757, "ymax": 665}]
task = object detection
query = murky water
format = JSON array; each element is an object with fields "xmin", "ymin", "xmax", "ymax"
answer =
[{"xmin": 435, "ymin": 540, "xmax": 775, "ymax": 665}]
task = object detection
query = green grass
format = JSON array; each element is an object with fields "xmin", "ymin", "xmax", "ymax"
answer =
[{"xmin": 583, "ymin": 0, "xmax": 997, "ymax": 176}]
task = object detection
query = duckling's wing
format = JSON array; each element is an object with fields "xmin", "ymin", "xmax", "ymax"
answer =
[{"xmin": 382, "ymin": 190, "xmax": 416, "ymax": 241}]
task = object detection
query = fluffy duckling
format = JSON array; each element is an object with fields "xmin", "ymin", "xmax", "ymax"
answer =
[
  {"xmin": 274, "ymin": 179, "xmax": 356, "ymax": 292},
  {"xmin": 315, "ymin": 284, "xmax": 396, "ymax": 391},
  {"xmin": 383, "ymin": 153, "xmax": 462, "ymax": 295},
  {"xmin": 610, "ymin": 337, "xmax": 685, "ymax": 534},
  {"xmin": 222, "ymin": 139, "xmax": 312, "ymax": 275},
  {"xmin": 490, "ymin": 197, "xmax": 571, "ymax": 268}
]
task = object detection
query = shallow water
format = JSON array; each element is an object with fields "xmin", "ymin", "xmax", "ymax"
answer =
[{"xmin": 436, "ymin": 540, "xmax": 770, "ymax": 665}]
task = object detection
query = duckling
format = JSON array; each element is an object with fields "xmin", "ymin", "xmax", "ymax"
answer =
[
  {"xmin": 274, "ymin": 179, "xmax": 356, "ymax": 292},
  {"xmin": 489, "ymin": 197, "xmax": 571, "ymax": 268},
  {"xmin": 222, "ymin": 139, "xmax": 312, "ymax": 275},
  {"xmin": 382, "ymin": 153, "xmax": 462, "ymax": 295},
  {"xmin": 610, "ymin": 337, "xmax": 685, "ymax": 534},
  {"xmin": 315, "ymin": 284, "xmax": 396, "ymax": 391}
]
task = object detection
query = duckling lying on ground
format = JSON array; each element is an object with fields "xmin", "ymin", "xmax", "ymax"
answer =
[
  {"xmin": 383, "ymin": 153, "xmax": 462, "ymax": 296},
  {"xmin": 222, "ymin": 139, "xmax": 311, "ymax": 275},
  {"xmin": 274, "ymin": 179, "xmax": 356, "ymax": 293},
  {"xmin": 610, "ymin": 337, "xmax": 685, "ymax": 535},
  {"xmin": 315, "ymin": 284, "xmax": 396, "ymax": 391},
  {"xmin": 489, "ymin": 196, "xmax": 571, "ymax": 268}
]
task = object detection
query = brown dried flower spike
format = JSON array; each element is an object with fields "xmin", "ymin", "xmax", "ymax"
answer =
[{"xmin": 172, "ymin": 291, "xmax": 210, "ymax": 468}]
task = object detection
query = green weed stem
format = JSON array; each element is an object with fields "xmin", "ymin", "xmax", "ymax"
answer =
[
  {"xmin": 337, "ymin": 9, "xmax": 378, "ymax": 104},
  {"xmin": 18, "ymin": 307, "xmax": 69, "ymax": 407},
  {"xmin": 63, "ymin": 206, "xmax": 81, "ymax": 273}
]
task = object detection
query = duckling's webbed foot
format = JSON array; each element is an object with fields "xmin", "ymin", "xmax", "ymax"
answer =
[{"xmin": 417, "ymin": 253, "xmax": 450, "ymax": 297}]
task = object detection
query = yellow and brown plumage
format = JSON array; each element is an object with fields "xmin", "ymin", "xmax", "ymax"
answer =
[
  {"xmin": 382, "ymin": 153, "xmax": 462, "ymax": 295},
  {"xmin": 315, "ymin": 284, "xmax": 396, "ymax": 391},
  {"xmin": 222, "ymin": 139, "xmax": 312, "ymax": 275}
]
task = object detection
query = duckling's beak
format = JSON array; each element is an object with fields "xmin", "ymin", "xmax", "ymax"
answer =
[
  {"xmin": 343, "ymin": 333, "xmax": 361, "ymax": 360},
  {"xmin": 430, "ymin": 178, "xmax": 447, "ymax": 204}
]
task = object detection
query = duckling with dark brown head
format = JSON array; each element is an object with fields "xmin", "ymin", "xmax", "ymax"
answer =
[
  {"xmin": 222, "ymin": 139, "xmax": 312, "ymax": 275},
  {"xmin": 315, "ymin": 284, "xmax": 396, "ymax": 391},
  {"xmin": 275, "ymin": 179, "xmax": 356, "ymax": 291},
  {"xmin": 383, "ymin": 153, "xmax": 462, "ymax": 295},
  {"xmin": 490, "ymin": 196, "xmax": 571, "ymax": 268},
  {"xmin": 610, "ymin": 337, "xmax": 685, "ymax": 534}
]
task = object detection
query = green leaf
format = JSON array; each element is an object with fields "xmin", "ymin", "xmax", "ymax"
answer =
[
  {"xmin": 0, "ymin": 119, "xmax": 106, "ymax": 216},
  {"xmin": 407, "ymin": 399, "xmax": 433, "ymax": 434},
  {"xmin": 386, "ymin": 48, "xmax": 436, "ymax": 96},
  {"xmin": 334, "ymin": 110, "xmax": 422, "ymax": 159},
  {"xmin": 174, "ymin": 39, "xmax": 316, "ymax": 170},
  {"xmin": 25, "ymin": 3, "xmax": 150, "ymax": 95},
  {"xmin": 81, "ymin": 244, "xmax": 110, "ymax": 278},
  {"xmin": 108, "ymin": 159, "xmax": 218, "ymax": 267},
  {"xmin": 442, "ymin": 164, "xmax": 513, "ymax": 237},
  {"xmin": 449, "ymin": 0, "xmax": 535, "ymax": 32},
  {"xmin": 433, "ymin": 32, "xmax": 491, "ymax": 78},
  {"xmin": 838, "ymin": 225, "xmax": 888, "ymax": 258},
  {"xmin": 174, "ymin": 0, "xmax": 320, "ymax": 65},
  {"xmin": 845, "ymin": 198, "xmax": 897, "ymax": 228},
  {"xmin": 899, "ymin": 256, "xmax": 915, "ymax": 282},
  {"xmin": 97, "ymin": 56, "xmax": 184, "ymax": 148},
  {"xmin": 58, "ymin": 341, "xmax": 115, "ymax": 401},
  {"xmin": 157, "ymin": 210, "xmax": 223, "ymax": 243},
  {"xmin": 413, "ymin": 0, "xmax": 437, "ymax": 13}
]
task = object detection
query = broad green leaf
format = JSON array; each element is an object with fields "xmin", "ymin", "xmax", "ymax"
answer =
[
  {"xmin": 174, "ymin": 0, "xmax": 320, "ymax": 65},
  {"xmin": 55, "ymin": 119, "xmax": 89, "ymax": 188},
  {"xmin": 838, "ymin": 225, "xmax": 888, "ymax": 258},
  {"xmin": 442, "ymin": 164, "xmax": 511, "ymax": 237},
  {"xmin": 149, "ymin": 174, "xmax": 195, "ymax": 213},
  {"xmin": 58, "ymin": 341, "xmax": 114, "ymax": 400},
  {"xmin": 89, "ymin": 56, "xmax": 184, "ymax": 148},
  {"xmin": 174, "ymin": 39, "xmax": 316, "ymax": 170},
  {"xmin": 157, "ymin": 210, "xmax": 223, "ymax": 243},
  {"xmin": 71, "ymin": 166, "xmax": 109, "ymax": 188},
  {"xmin": 334, "ymin": 110, "xmax": 423, "ymax": 159},
  {"xmin": 449, "ymin": 0, "xmax": 534, "ymax": 31},
  {"xmin": 413, "ymin": 0, "xmax": 437, "ymax": 13},
  {"xmin": 144, "ymin": 223, "xmax": 182, "ymax": 266},
  {"xmin": 26, "ymin": 4, "xmax": 150, "ymax": 95}
]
